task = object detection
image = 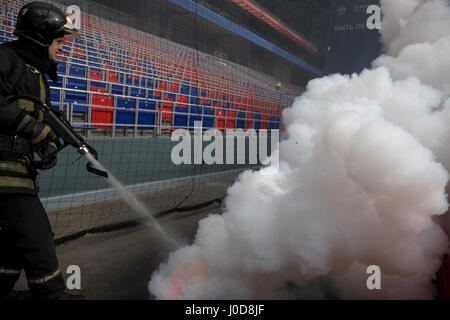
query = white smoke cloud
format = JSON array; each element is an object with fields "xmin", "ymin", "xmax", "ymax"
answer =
[
  {"xmin": 381, "ymin": 0, "xmax": 450, "ymax": 56},
  {"xmin": 148, "ymin": 0, "xmax": 450, "ymax": 299}
]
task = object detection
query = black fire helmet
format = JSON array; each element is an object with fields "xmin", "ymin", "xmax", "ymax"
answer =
[{"xmin": 14, "ymin": 1, "xmax": 80, "ymax": 47}]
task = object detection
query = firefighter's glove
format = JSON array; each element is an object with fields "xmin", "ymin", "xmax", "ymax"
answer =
[
  {"xmin": 36, "ymin": 141, "xmax": 58, "ymax": 170},
  {"xmin": 15, "ymin": 115, "xmax": 56, "ymax": 145}
]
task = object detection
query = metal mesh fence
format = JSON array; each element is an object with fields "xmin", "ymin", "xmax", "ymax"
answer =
[{"xmin": 0, "ymin": 0, "xmax": 325, "ymax": 239}]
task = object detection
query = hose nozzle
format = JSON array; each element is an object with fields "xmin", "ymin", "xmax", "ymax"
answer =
[
  {"xmin": 78, "ymin": 145, "xmax": 90, "ymax": 156},
  {"xmin": 74, "ymin": 143, "xmax": 108, "ymax": 178}
]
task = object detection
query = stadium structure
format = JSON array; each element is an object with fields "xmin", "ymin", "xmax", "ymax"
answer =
[{"xmin": 0, "ymin": 0, "xmax": 331, "ymax": 239}]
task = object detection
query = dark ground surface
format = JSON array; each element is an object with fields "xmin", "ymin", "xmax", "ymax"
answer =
[{"xmin": 14, "ymin": 203, "xmax": 222, "ymax": 300}]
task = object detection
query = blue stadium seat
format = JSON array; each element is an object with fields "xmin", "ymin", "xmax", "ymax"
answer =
[
  {"xmin": 189, "ymin": 106, "xmax": 202, "ymax": 130},
  {"xmin": 117, "ymin": 98, "xmax": 136, "ymax": 109},
  {"xmin": 190, "ymin": 96, "xmax": 199, "ymax": 105},
  {"xmin": 236, "ymin": 110, "xmax": 246, "ymax": 129},
  {"xmin": 56, "ymin": 62, "xmax": 66, "ymax": 74},
  {"xmin": 91, "ymin": 81, "xmax": 106, "ymax": 90},
  {"xmin": 180, "ymin": 85, "xmax": 190, "ymax": 95},
  {"xmin": 88, "ymin": 56, "xmax": 99, "ymax": 64},
  {"xmin": 121, "ymin": 74, "xmax": 133, "ymax": 86},
  {"xmin": 203, "ymin": 107, "xmax": 214, "ymax": 128},
  {"xmin": 146, "ymin": 78, "xmax": 154, "ymax": 89},
  {"xmin": 139, "ymin": 101, "xmax": 156, "ymax": 110},
  {"xmin": 112, "ymin": 85, "xmax": 124, "ymax": 95},
  {"xmin": 50, "ymin": 89, "xmax": 60, "ymax": 103},
  {"xmin": 68, "ymin": 65, "xmax": 86, "ymax": 77},
  {"xmin": 138, "ymin": 101, "xmax": 156, "ymax": 130},
  {"xmin": 190, "ymin": 106, "xmax": 202, "ymax": 114},
  {"xmin": 132, "ymin": 77, "xmax": 140, "ymax": 87},
  {"xmin": 174, "ymin": 106, "xmax": 188, "ymax": 128},
  {"xmin": 138, "ymin": 111, "xmax": 155, "ymax": 130},
  {"xmin": 67, "ymin": 78, "xmax": 87, "ymax": 91},
  {"xmin": 254, "ymin": 113, "xmax": 262, "ymax": 130},
  {"xmin": 64, "ymin": 91, "xmax": 88, "ymax": 114},
  {"xmin": 130, "ymin": 87, "xmax": 145, "ymax": 98},
  {"xmin": 270, "ymin": 117, "xmax": 281, "ymax": 129},
  {"xmin": 116, "ymin": 109, "xmax": 136, "ymax": 128}
]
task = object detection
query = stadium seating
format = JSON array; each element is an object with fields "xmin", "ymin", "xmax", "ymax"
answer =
[{"xmin": 0, "ymin": 0, "xmax": 297, "ymax": 134}]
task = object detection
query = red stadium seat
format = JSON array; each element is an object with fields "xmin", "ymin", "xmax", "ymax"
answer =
[
  {"xmin": 74, "ymin": 48, "xmax": 85, "ymax": 55},
  {"xmin": 262, "ymin": 115, "xmax": 269, "ymax": 129},
  {"xmin": 177, "ymin": 95, "xmax": 189, "ymax": 103},
  {"xmin": 246, "ymin": 106, "xmax": 253, "ymax": 129},
  {"xmin": 216, "ymin": 109, "xmax": 226, "ymax": 130},
  {"xmin": 226, "ymin": 110, "xmax": 236, "ymax": 129},
  {"xmin": 91, "ymin": 93, "xmax": 113, "ymax": 129},
  {"xmin": 160, "ymin": 102, "xmax": 173, "ymax": 121},
  {"xmin": 169, "ymin": 83, "xmax": 179, "ymax": 92},
  {"xmin": 209, "ymin": 91, "xmax": 218, "ymax": 99},
  {"xmin": 90, "ymin": 87, "xmax": 108, "ymax": 94},
  {"xmin": 155, "ymin": 81, "xmax": 167, "ymax": 99},
  {"xmin": 89, "ymin": 71, "xmax": 102, "ymax": 80},
  {"xmin": 92, "ymin": 107, "xmax": 113, "ymax": 129},
  {"xmin": 108, "ymin": 71, "xmax": 118, "ymax": 83},
  {"xmin": 92, "ymin": 92, "xmax": 110, "ymax": 104}
]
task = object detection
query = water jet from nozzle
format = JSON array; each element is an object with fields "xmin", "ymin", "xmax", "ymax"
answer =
[{"xmin": 84, "ymin": 152, "xmax": 181, "ymax": 249}]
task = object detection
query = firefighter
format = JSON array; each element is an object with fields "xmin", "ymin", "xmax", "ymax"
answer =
[{"xmin": 0, "ymin": 2, "xmax": 81, "ymax": 300}]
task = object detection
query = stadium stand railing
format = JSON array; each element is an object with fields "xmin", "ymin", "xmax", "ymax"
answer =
[{"xmin": 1, "ymin": 0, "xmax": 299, "ymax": 137}]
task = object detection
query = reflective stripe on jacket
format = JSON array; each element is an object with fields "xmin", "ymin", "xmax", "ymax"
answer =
[{"xmin": 0, "ymin": 45, "xmax": 51, "ymax": 194}]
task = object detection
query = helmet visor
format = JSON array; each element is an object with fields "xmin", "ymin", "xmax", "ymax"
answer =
[{"xmin": 63, "ymin": 16, "xmax": 80, "ymax": 39}]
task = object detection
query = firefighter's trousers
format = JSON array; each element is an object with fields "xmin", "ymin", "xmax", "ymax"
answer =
[{"xmin": 0, "ymin": 194, "xmax": 65, "ymax": 299}]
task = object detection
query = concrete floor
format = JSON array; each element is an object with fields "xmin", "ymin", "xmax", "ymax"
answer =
[{"xmin": 14, "ymin": 203, "xmax": 221, "ymax": 300}]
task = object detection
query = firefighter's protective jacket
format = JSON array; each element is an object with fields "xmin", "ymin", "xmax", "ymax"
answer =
[{"xmin": 0, "ymin": 40, "xmax": 55, "ymax": 194}]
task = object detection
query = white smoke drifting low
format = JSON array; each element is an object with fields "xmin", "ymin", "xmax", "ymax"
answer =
[{"xmin": 148, "ymin": 0, "xmax": 450, "ymax": 299}]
